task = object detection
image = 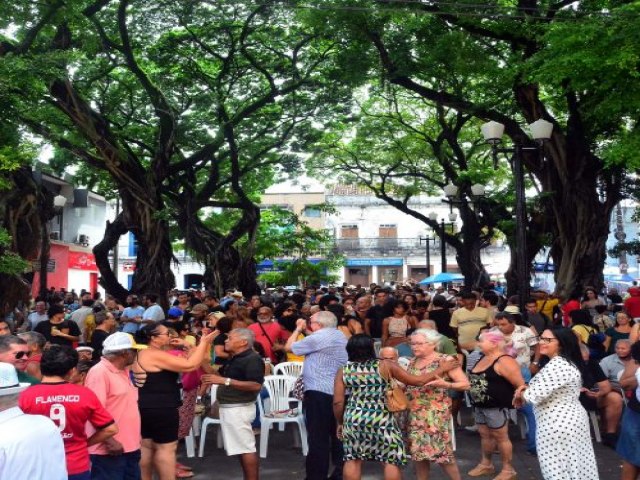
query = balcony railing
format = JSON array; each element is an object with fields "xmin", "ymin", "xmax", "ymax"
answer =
[{"xmin": 333, "ymin": 237, "xmax": 508, "ymax": 257}]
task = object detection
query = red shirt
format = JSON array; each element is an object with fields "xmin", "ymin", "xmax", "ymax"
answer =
[
  {"xmin": 625, "ymin": 296, "xmax": 640, "ymax": 319},
  {"xmin": 19, "ymin": 382, "xmax": 114, "ymax": 475},
  {"xmin": 249, "ymin": 321, "xmax": 289, "ymax": 362}
]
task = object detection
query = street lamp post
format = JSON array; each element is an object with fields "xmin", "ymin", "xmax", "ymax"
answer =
[
  {"xmin": 481, "ymin": 119, "xmax": 553, "ymax": 310},
  {"xmin": 419, "ymin": 234, "xmax": 436, "ymax": 278}
]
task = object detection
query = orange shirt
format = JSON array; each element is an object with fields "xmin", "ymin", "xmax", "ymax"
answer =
[{"xmin": 85, "ymin": 357, "xmax": 141, "ymax": 454}]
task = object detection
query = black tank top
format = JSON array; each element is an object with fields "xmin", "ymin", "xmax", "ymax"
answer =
[
  {"xmin": 134, "ymin": 359, "xmax": 182, "ymax": 409},
  {"xmin": 469, "ymin": 355, "xmax": 515, "ymax": 409}
]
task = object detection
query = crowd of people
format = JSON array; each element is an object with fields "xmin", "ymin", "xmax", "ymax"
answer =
[{"xmin": 1, "ymin": 281, "xmax": 640, "ymax": 479}]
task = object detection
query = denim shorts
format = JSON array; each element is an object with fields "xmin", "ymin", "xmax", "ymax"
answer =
[{"xmin": 474, "ymin": 407, "xmax": 513, "ymax": 429}]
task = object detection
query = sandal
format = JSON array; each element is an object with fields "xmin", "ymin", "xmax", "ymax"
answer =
[
  {"xmin": 493, "ymin": 470, "xmax": 517, "ymax": 480},
  {"xmin": 176, "ymin": 463, "xmax": 193, "ymax": 471},
  {"xmin": 176, "ymin": 469, "xmax": 194, "ymax": 478},
  {"xmin": 468, "ymin": 464, "xmax": 496, "ymax": 477}
]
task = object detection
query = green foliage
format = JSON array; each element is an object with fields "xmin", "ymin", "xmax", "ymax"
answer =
[
  {"xmin": 258, "ymin": 259, "xmax": 342, "ymax": 288},
  {"xmin": 0, "ymin": 228, "xmax": 30, "ymax": 275}
]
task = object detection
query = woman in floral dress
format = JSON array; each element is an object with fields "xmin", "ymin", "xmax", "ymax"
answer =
[
  {"xmin": 334, "ymin": 334, "xmax": 458, "ymax": 480},
  {"xmin": 406, "ymin": 329, "xmax": 470, "ymax": 480}
]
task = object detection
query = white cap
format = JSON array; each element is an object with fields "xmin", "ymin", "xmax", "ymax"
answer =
[
  {"xmin": 0, "ymin": 362, "xmax": 30, "ymax": 396},
  {"xmin": 102, "ymin": 332, "xmax": 145, "ymax": 354},
  {"xmin": 76, "ymin": 346, "xmax": 94, "ymax": 353}
]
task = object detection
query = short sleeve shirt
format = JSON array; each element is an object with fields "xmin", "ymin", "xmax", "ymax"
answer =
[
  {"xmin": 121, "ymin": 306, "xmax": 145, "ymax": 333},
  {"xmin": 449, "ymin": 307, "xmax": 492, "ymax": 347},
  {"xmin": 217, "ymin": 349, "xmax": 265, "ymax": 404},
  {"xmin": 34, "ymin": 320, "xmax": 81, "ymax": 347},
  {"xmin": 142, "ymin": 304, "xmax": 165, "ymax": 322},
  {"xmin": 19, "ymin": 382, "xmax": 114, "ymax": 475},
  {"xmin": 85, "ymin": 359, "xmax": 141, "ymax": 455}
]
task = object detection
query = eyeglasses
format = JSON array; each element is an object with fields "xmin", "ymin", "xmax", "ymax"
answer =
[
  {"xmin": 538, "ymin": 336, "xmax": 558, "ymax": 344},
  {"xmin": 13, "ymin": 351, "xmax": 29, "ymax": 359}
]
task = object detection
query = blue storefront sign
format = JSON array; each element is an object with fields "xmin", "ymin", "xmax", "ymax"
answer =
[
  {"xmin": 346, "ymin": 258, "xmax": 403, "ymax": 267},
  {"xmin": 257, "ymin": 258, "xmax": 323, "ymax": 275}
]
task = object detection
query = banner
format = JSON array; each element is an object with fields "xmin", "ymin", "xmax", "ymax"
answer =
[{"xmin": 68, "ymin": 251, "xmax": 98, "ymax": 271}]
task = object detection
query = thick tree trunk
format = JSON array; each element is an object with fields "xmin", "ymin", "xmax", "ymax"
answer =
[
  {"xmin": 0, "ymin": 167, "xmax": 45, "ymax": 314},
  {"xmin": 455, "ymin": 222, "xmax": 491, "ymax": 288},
  {"xmin": 93, "ymin": 212, "xmax": 129, "ymax": 304}
]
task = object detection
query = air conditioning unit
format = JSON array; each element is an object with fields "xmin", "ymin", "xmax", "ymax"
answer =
[
  {"xmin": 77, "ymin": 234, "xmax": 90, "ymax": 246},
  {"xmin": 50, "ymin": 231, "xmax": 60, "ymax": 240}
]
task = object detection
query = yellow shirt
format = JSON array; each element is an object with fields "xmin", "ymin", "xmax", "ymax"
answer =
[
  {"xmin": 287, "ymin": 333, "xmax": 305, "ymax": 362},
  {"xmin": 450, "ymin": 306, "xmax": 492, "ymax": 349},
  {"xmin": 537, "ymin": 298, "xmax": 559, "ymax": 320}
]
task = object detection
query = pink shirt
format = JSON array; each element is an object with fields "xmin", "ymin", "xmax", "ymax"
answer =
[{"xmin": 85, "ymin": 358, "xmax": 141, "ymax": 455}]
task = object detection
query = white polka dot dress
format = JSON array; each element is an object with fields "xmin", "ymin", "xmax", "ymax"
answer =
[{"xmin": 524, "ymin": 356, "xmax": 599, "ymax": 479}]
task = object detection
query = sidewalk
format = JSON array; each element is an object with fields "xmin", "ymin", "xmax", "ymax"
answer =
[{"xmin": 182, "ymin": 422, "xmax": 622, "ymax": 479}]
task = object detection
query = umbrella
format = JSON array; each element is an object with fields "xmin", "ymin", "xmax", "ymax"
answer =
[
  {"xmin": 604, "ymin": 273, "xmax": 635, "ymax": 282},
  {"xmin": 418, "ymin": 272, "xmax": 465, "ymax": 285}
]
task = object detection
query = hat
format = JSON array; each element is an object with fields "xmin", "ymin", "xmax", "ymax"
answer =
[
  {"xmin": 76, "ymin": 346, "xmax": 94, "ymax": 353},
  {"xmin": 0, "ymin": 362, "xmax": 29, "ymax": 396},
  {"xmin": 230, "ymin": 290, "xmax": 243, "ymax": 298},
  {"xmin": 167, "ymin": 307, "xmax": 184, "ymax": 318},
  {"xmin": 504, "ymin": 305, "xmax": 520, "ymax": 314},
  {"xmin": 102, "ymin": 332, "xmax": 145, "ymax": 354}
]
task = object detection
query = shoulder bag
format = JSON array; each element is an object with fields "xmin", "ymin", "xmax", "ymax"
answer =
[{"xmin": 378, "ymin": 360, "xmax": 409, "ymax": 412}]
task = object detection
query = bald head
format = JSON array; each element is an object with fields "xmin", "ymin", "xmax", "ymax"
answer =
[{"xmin": 378, "ymin": 347, "xmax": 399, "ymax": 361}]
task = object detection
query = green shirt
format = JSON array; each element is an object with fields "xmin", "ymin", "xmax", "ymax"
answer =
[
  {"xmin": 439, "ymin": 337, "xmax": 457, "ymax": 356},
  {"xmin": 17, "ymin": 369, "xmax": 40, "ymax": 385}
]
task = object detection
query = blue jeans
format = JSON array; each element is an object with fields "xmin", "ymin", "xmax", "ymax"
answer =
[
  {"xmin": 90, "ymin": 450, "xmax": 141, "ymax": 480},
  {"xmin": 519, "ymin": 366, "xmax": 537, "ymax": 452}
]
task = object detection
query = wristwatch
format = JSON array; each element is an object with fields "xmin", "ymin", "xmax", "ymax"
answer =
[{"xmin": 224, "ymin": 377, "xmax": 231, "ymax": 386}]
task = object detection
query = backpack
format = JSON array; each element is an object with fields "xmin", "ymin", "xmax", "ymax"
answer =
[{"xmin": 578, "ymin": 324, "xmax": 606, "ymax": 359}]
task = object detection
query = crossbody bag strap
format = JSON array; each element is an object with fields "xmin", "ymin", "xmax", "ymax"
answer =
[{"xmin": 257, "ymin": 322, "xmax": 275, "ymax": 347}]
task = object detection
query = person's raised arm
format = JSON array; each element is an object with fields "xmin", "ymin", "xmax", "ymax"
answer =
[
  {"xmin": 151, "ymin": 330, "xmax": 218, "ymax": 372},
  {"xmin": 284, "ymin": 318, "xmax": 306, "ymax": 353},
  {"xmin": 386, "ymin": 357, "xmax": 458, "ymax": 387}
]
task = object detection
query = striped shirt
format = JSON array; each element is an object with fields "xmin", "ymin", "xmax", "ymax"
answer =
[{"xmin": 291, "ymin": 328, "xmax": 347, "ymax": 395}]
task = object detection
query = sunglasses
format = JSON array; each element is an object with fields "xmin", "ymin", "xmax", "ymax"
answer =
[{"xmin": 13, "ymin": 351, "xmax": 29, "ymax": 359}]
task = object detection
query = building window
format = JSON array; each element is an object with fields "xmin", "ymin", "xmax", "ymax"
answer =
[
  {"xmin": 341, "ymin": 225, "xmax": 359, "ymax": 238},
  {"xmin": 379, "ymin": 224, "xmax": 397, "ymax": 238},
  {"xmin": 303, "ymin": 207, "xmax": 321, "ymax": 218}
]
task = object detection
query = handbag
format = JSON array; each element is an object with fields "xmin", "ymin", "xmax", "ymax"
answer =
[
  {"xmin": 378, "ymin": 360, "xmax": 409, "ymax": 412},
  {"xmin": 292, "ymin": 375, "xmax": 305, "ymax": 401}
]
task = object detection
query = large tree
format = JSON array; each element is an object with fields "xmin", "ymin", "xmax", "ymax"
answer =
[
  {"xmin": 304, "ymin": 0, "xmax": 640, "ymax": 296},
  {"xmin": 2, "ymin": 1, "xmax": 349, "ymax": 300}
]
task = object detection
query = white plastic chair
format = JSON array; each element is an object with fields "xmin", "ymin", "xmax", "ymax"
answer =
[
  {"xmin": 198, "ymin": 386, "xmax": 225, "ymax": 457},
  {"xmin": 273, "ymin": 361, "xmax": 303, "ymax": 378},
  {"xmin": 258, "ymin": 375, "xmax": 308, "ymax": 458}
]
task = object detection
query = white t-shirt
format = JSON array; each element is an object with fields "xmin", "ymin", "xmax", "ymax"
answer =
[{"xmin": 0, "ymin": 406, "xmax": 67, "ymax": 480}]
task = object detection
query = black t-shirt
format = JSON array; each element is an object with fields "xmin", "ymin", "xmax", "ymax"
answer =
[
  {"xmin": 218, "ymin": 348, "xmax": 264, "ymax": 404},
  {"xmin": 213, "ymin": 333, "xmax": 228, "ymax": 366},
  {"xmin": 366, "ymin": 301, "xmax": 395, "ymax": 338},
  {"xmin": 34, "ymin": 320, "xmax": 81, "ymax": 347},
  {"xmin": 428, "ymin": 308, "xmax": 454, "ymax": 339},
  {"xmin": 579, "ymin": 358, "xmax": 608, "ymax": 411},
  {"xmin": 91, "ymin": 329, "xmax": 110, "ymax": 362}
]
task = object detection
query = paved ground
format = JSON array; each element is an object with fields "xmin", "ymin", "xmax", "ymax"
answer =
[{"xmin": 178, "ymin": 415, "xmax": 623, "ymax": 479}]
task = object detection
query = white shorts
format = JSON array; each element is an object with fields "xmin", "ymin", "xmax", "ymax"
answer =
[{"xmin": 219, "ymin": 403, "xmax": 256, "ymax": 456}]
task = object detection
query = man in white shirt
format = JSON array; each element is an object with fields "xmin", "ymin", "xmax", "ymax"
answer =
[
  {"xmin": 71, "ymin": 298, "xmax": 95, "ymax": 343},
  {"xmin": 142, "ymin": 293, "xmax": 165, "ymax": 325},
  {"xmin": 27, "ymin": 301, "xmax": 49, "ymax": 330},
  {"xmin": 0, "ymin": 362, "xmax": 67, "ymax": 480}
]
